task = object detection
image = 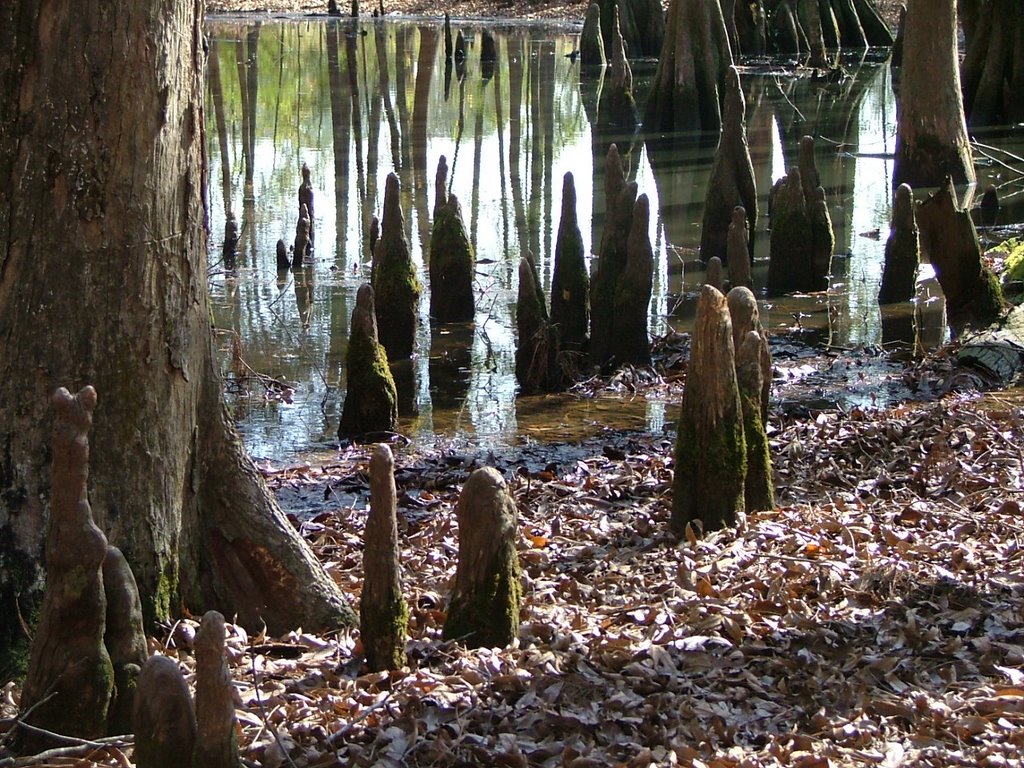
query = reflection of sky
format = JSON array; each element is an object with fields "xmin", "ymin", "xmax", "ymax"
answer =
[{"xmin": 206, "ymin": 22, "xmax": 919, "ymax": 459}]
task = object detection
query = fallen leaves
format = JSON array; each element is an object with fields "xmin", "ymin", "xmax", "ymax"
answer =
[{"xmin": 4, "ymin": 392, "xmax": 1024, "ymax": 767}]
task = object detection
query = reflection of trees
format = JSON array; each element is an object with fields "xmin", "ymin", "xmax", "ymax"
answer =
[
  {"xmin": 208, "ymin": 39, "xmax": 233, "ymax": 221},
  {"xmin": 235, "ymin": 24, "xmax": 261, "ymax": 202},
  {"xmin": 327, "ymin": 22, "xmax": 351, "ymax": 264},
  {"xmin": 508, "ymin": 35, "xmax": 529, "ymax": 254}
]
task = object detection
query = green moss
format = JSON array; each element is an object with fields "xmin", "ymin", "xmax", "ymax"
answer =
[
  {"xmin": 671, "ymin": 397, "xmax": 746, "ymax": 538},
  {"xmin": 1000, "ymin": 239, "xmax": 1024, "ymax": 286},
  {"xmin": 360, "ymin": 590, "xmax": 409, "ymax": 671},
  {"xmin": 970, "ymin": 266, "xmax": 1007, "ymax": 326},
  {"xmin": 429, "ymin": 200, "xmax": 475, "ymax": 323},
  {"xmin": 152, "ymin": 561, "xmax": 179, "ymax": 625},
  {"xmin": 740, "ymin": 390, "xmax": 774, "ymax": 512},
  {"xmin": 442, "ymin": 540, "xmax": 522, "ymax": 649},
  {"xmin": 339, "ymin": 322, "xmax": 398, "ymax": 437}
]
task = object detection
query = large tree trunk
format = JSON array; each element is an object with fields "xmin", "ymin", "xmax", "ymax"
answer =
[
  {"xmin": 893, "ymin": 0, "xmax": 974, "ymax": 187},
  {"xmin": 0, "ymin": 0, "xmax": 354, "ymax": 664},
  {"xmin": 960, "ymin": 0, "xmax": 1024, "ymax": 127}
]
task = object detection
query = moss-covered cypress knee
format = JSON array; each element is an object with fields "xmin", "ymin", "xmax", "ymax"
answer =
[
  {"xmin": 360, "ymin": 444, "xmax": 409, "ymax": 671},
  {"xmin": 340, "ymin": 284, "xmax": 399, "ymax": 438},
  {"xmin": 103, "ymin": 545, "xmax": 148, "ymax": 736},
  {"xmin": 767, "ymin": 167, "xmax": 817, "ymax": 295},
  {"xmin": 671, "ymin": 286, "xmax": 746, "ymax": 537},
  {"xmin": 372, "ymin": 172, "xmax": 421, "ymax": 360},
  {"xmin": 443, "ymin": 467, "xmax": 523, "ymax": 648},
  {"xmin": 737, "ymin": 331, "xmax": 774, "ymax": 512},
  {"xmin": 727, "ymin": 207, "xmax": 753, "ymax": 290},
  {"xmin": 516, "ymin": 256, "xmax": 560, "ymax": 394}
]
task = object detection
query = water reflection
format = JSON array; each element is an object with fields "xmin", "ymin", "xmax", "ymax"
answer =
[{"xmin": 204, "ymin": 18, "xmax": 1005, "ymax": 459}]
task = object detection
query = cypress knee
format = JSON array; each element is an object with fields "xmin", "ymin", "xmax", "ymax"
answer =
[
  {"xmin": 429, "ymin": 156, "xmax": 476, "ymax": 323},
  {"xmin": 727, "ymin": 207, "xmax": 753, "ymax": 290},
  {"xmin": 360, "ymin": 444, "xmax": 409, "ymax": 671},
  {"xmin": 737, "ymin": 331, "xmax": 774, "ymax": 512},
  {"xmin": 372, "ymin": 172, "xmax": 421, "ymax": 360},
  {"xmin": 339, "ymin": 284, "xmax": 399, "ymax": 438},
  {"xmin": 192, "ymin": 611, "xmax": 240, "ymax": 768},
  {"xmin": 19, "ymin": 386, "xmax": 113, "ymax": 750},
  {"xmin": 878, "ymin": 183, "xmax": 920, "ymax": 304},
  {"xmin": 103, "ymin": 545, "xmax": 148, "ymax": 736},
  {"xmin": 134, "ymin": 656, "xmax": 197, "ymax": 768},
  {"xmin": 550, "ymin": 172, "xmax": 590, "ymax": 351},
  {"xmin": 443, "ymin": 468, "xmax": 523, "ymax": 648},
  {"xmin": 671, "ymin": 286, "xmax": 746, "ymax": 537},
  {"xmin": 612, "ymin": 193, "xmax": 654, "ymax": 366}
]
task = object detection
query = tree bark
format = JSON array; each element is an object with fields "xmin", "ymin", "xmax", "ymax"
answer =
[
  {"xmin": 0, "ymin": 0, "xmax": 354, "ymax": 662},
  {"xmin": 960, "ymin": 0, "xmax": 1024, "ymax": 127},
  {"xmin": 893, "ymin": 0, "xmax": 974, "ymax": 187}
]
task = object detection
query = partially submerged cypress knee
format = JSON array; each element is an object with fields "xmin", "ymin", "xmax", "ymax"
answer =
[
  {"xmin": 671, "ymin": 286, "xmax": 746, "ymax": 537},
  {"xmin": 134, "ymin": 656, "xmax": 197, "ymax": 768},
  {"xmin": 700, "ymin": 66, "xmax": 757, "ymax": 265},
  {"xmin": 604, "ymin": 5, "xmax": 638, "ymax": 126},
  {"xmin": 916, "ymin": 176, "xmax": 1005, "ymax": 326},
  {"xmin": 223, "ymin": 212, "xmax": 239, "ymax": 270},
  {"xmin": 293, "ymin": 203, "xmax": 311, "ymax": 269},
  {"xmin": 727, "ymin": 206, "xmax": 753, "ymax": 290},
  {"xmin": 369, "ymin": 215, "xmax": 380, "ymax": 260},
  {"xmin": 360, "ymin": 444, "xmax": 409, "ymax": 671},
  {"xmin": 736, "ymin": 331, "xmax": 774, "ymax": 512},
  {"xmin": 516, "ymin": 255, "xmax": 560, "ymax": 394},
  {"xmin": 612, "ymin": 193, "xmax": 654, "ymax": 367},
  {"xmin": 798, "ymin": 135, "xmax": 820, "ymax": 204},
  {"xmin": 878, "ymin": 183, "xmax": 920, "ymax": 304},
  {"xmin": 443, "ymin": 467, "xmax": 522, "ymax": 648},
  {"xmin": 299, "ymin": 162, "xmax": 315, "ymax": 240},
  {"xmin": 339, "ymin": 284, "xmax": 399, "ymax": 438},
  {"xmin": 276, "ymin": 238, "xmax": 291, "ymax": 271},
  {"xmin": 550, "ymin": 172, "xmax": 590, "ymax": 351},
  {"xmin": 767, "ymin": 167, "xmax": 824, "ymax": 295},
  {"xmin": 103, "ymin": 545, "xmax": 148, "ymax": 736},
  {"xmin": 429, "ymin": 156, "xmax": 476, "ymax": 323},
  {"xmin": 580, "ymin": 2, "xmax": 607, "ymax": 69},
  {"xmin": 372, "ymin": 172, "xmax": 421, "ymax": 360},
  {"xmin": 19, "ymin": 386, "xmax": 113, "ymax": 749},
  {"xmin": 590, "ymin": 144, "xmax": 638, "ymax": 370},
  {"xmin": 192, "ymin": 611, "xmax": 240, "ymax": 768}
]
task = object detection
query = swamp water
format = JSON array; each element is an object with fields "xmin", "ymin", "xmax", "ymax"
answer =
[{"xmin": 205, "ymin": 17, "xmax": 1022, "ymax": 460}]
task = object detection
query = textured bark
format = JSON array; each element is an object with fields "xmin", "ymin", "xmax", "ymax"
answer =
[
  {"xmin": 360, "ymin": 444, "xmax": 409, "ymax": 671},
  {"xmin": 0, "ymin": 0, "xmax": 354, "ymax": 654},
  {"xmin": 727, "ymin": 286, "xmax": 771, "ymax": 424},
  {"xmin": 192, "ymin": 611, "xmax": 240, "ymax": 768},
  {"xmin": 340, "ymin": 285, "xmax": 399, "ymax": 438},
  {"xmin": 612, "ymin": 194, "xmax": 654, "ymax": 367},
  {"xmin": 19, "ymin": 387, "xmax": 112, "ymax": 749},
  {"xmin": 809, "ymin": 186, "xmax": 835, "ymax": 283},
  {"xmin": 878, "ymin": 183, "xmax": 920, "ymax": 304},
  {"xmin": 372, "ymin": 172, "xmax": 421, "ymax": 360},
  {"xmin": 893, "ymin": 0, "xmax": 974, "ymax": 187},
  {"xmin": 916, "ymin": 178, "xmax": 1005, "ymax": 327},
  {"xmin": 443, "ymin": 468, "xmax": 523, "ymax": 648},
  {"xmin": 671, "ymin": 286, "xmax": 746, "ymax": 537},
  {"xmin": 550, "ymin": 172, "xmax": 591, "ymax": 352},
  {"xmin": 700, "ymin": 66, "xmax": 757, "ymax": 265},
  {"xmin": 643, "ymin": 0, "xmax": 733, "ymax": 137},
  {"xmin": 706, "ymin": 257, "xmax": 725, "ymax": 292},
  {"xmin": 767, "ymin": 168, "xmax": 821, "ymax": 295},
  {"xmin": 293, "ymin": 203, "xmax": 312, "ymax": 268},
  {"xmin": 134, "ymin": 656, "xmax": 197, "ymax": 768},
  {"xmin": 299, "ymin": 162, "xmax": 315, "ymax": 238}
]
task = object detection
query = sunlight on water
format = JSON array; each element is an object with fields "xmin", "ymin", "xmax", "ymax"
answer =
[{"xmin": 204, "ymin": 19, "xmax": 945, "ymax": 458}]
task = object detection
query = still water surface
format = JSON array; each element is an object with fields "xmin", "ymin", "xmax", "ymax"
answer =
[{"xmin": 204, "ymin": 17, "xmax": 1017, "ymax": 459}]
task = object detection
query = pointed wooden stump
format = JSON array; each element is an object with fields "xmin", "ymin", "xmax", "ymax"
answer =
[
  {"xmin": 879, "ymin": 183, "xmax": 920, "ymax": 304},
  {"xmin": 443, "ymin": 468, "xmax": 522, "ymax": 648},
  {"xmin": 551, "ymin": 172, "xmax": 590, "ymax": 352},
  {"xmin": 671, "ymin": 286, "xmax": 746, "ymax": 537},
  {"xmin": 134, "ymin": 655, "xmax": 197, "ymax": 768},
  {"xmin": 19, "ymin": 386, "xmax": 113, "ymax": 750},
  {"xmin": 612, "ymin": 192, "xmax": 654, "ymax": 366},
  {"xmin": 192, "ymin": 611, "xmax": 240, "ymax": 768},
  {"xmin": 737, "ymin": 331, "xmax": 774, "ymax": 512},
  {"xmin": 340, "ymin": 284, "xmax": 399, "ymax": 438},
  {"xmin": 103, "ymin": 545, "xmax": 148, "ymax": 736},
  {"xmin": 360, "ymin": 444, "xmax": 409, "ymax": 671}
]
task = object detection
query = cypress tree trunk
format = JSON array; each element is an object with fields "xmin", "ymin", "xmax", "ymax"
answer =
[
  {"xmin": 0, "ymin": 0, "xmax": 353, "ymax": 669},
  {"xmin": 893, "ymin": 0, "xmax": 974, "ymax": 187}
]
